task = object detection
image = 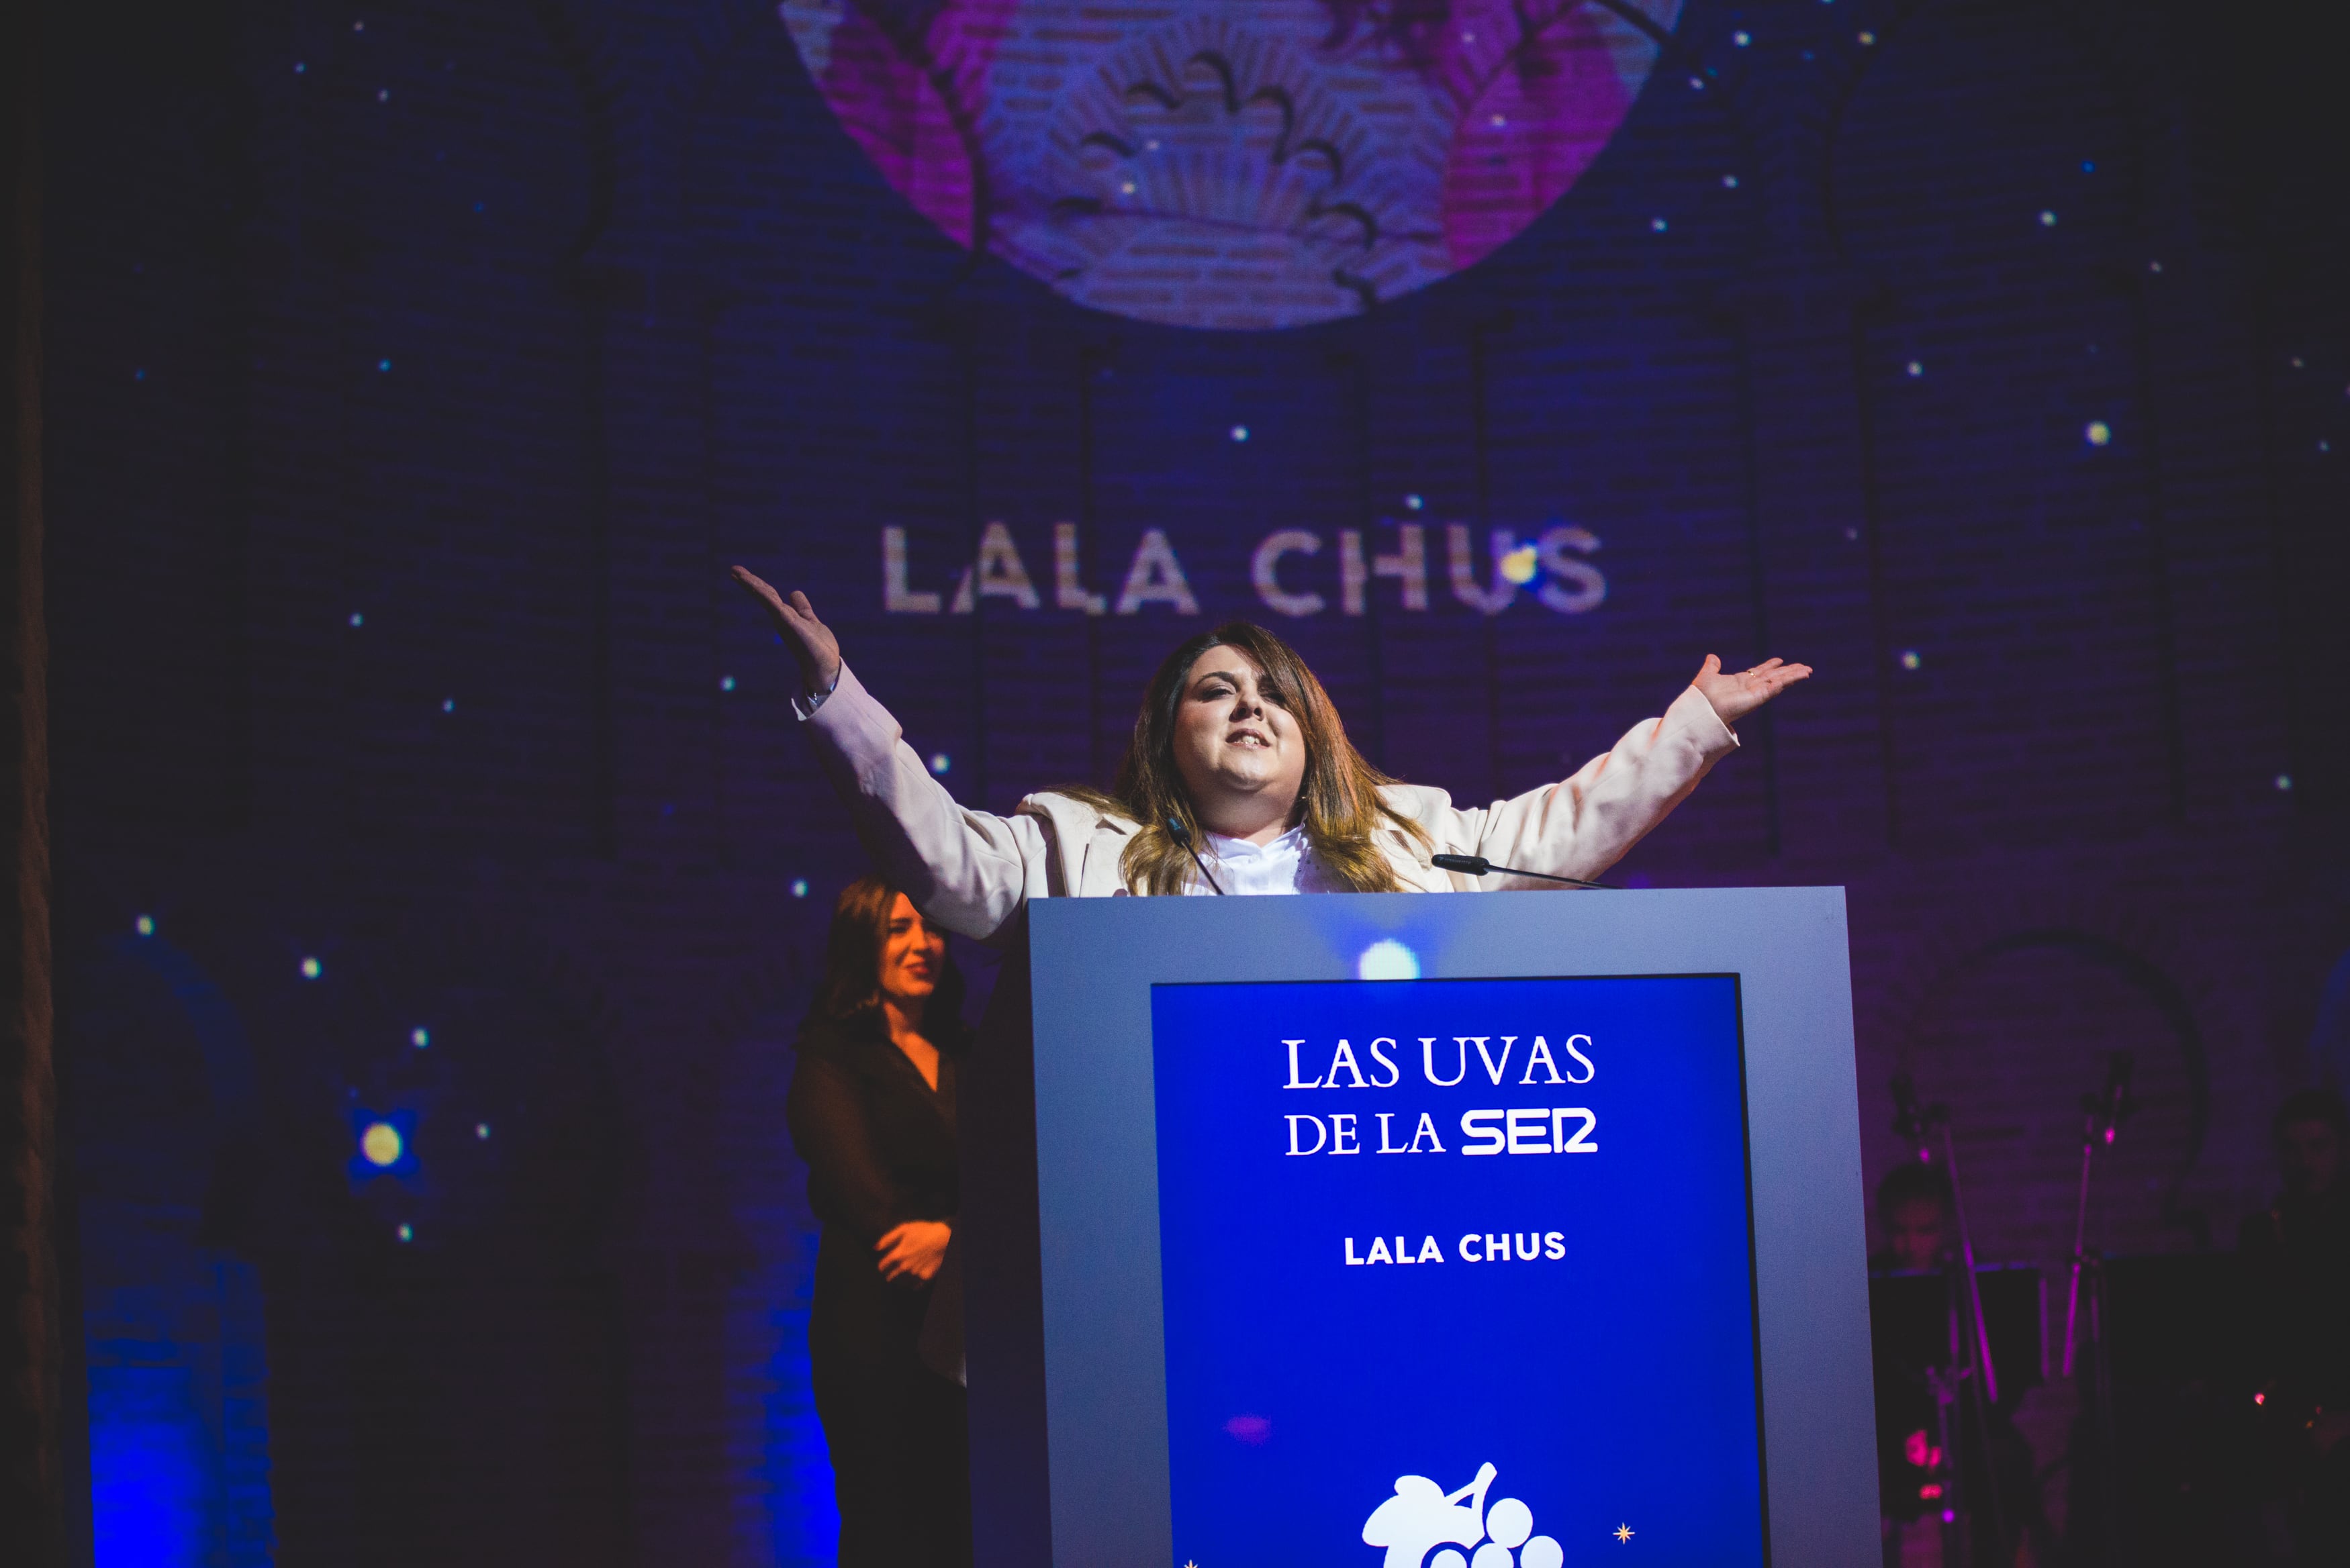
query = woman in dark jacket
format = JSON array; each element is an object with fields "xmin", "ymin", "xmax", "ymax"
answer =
[{"xmin": 789, "ymin": 875, "xmax": 970, "ymax": 1565}]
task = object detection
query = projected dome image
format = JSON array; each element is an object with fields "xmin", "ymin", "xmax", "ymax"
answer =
[{"xmin": 778, "ymin": 0, "xmax": 1682, "ymax": 328}]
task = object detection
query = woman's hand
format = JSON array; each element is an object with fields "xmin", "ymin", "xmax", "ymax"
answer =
[
  {"xmin": 1691, "ymin": 654, "xmax": 1812, "ymax": 727},
  {"xmin": 875, "ymin": 1219, "xmax": 952, "ymax": 1285},
  {"xmin": 730, "ymin": 566, "xmax": 843, "ymax": 697}
]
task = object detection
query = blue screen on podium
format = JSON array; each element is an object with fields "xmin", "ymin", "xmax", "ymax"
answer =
[{"xmin": 1150, "ymin": 975, "xmax": 1767, "ymax": 1568}]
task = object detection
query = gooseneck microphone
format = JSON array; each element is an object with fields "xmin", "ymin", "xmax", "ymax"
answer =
[
  {"xmin": 1430, "ymin": 852, "xmax": 1614, "ymax": 891},
  {"xmin": 1166, "ymin": 817, "xmax": 1226, "ymax": 895}
]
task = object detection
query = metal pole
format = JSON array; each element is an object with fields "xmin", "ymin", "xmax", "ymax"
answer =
[
  {"xmin": 2061, "ymin": 1132, "xmax": 2096, "ymax": 1378},
  {"xmin": 1937, "ymin": 1124, "xmax": 2006, "ymax": 1561},
  {"xmin": 1940, "ymin": 1122, "xmax": 2000, "ymax": 1404}
]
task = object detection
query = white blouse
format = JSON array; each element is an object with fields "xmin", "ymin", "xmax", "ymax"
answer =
[{"xmin": 1188, "ymin": 824, "xmax": 1345, "ymax": 895}]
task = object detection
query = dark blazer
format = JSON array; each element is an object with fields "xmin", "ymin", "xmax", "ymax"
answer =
[{"xmin": 788, "ymin": 1007, "xmax": 961, "ymax": 1370}]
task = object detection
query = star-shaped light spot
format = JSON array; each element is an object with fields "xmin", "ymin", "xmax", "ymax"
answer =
[{"xmin": 1615, "ymin": 1523, "xmax": 1635, "ymax": 1543}]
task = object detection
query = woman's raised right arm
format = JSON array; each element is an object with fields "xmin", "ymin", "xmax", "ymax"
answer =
[{"xmin": 733, "ymin": 567, "xmax": 1043, "ymax": 940}]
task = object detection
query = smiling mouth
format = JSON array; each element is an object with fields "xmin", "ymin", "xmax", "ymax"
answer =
[{"xmin": 1227, "ymin": 729, "xmax": 1272, "ymax": 748}]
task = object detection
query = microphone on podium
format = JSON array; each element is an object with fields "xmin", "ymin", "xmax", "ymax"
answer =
[
  {"xmin": 1431, "ymin": 853, "xmax": 1615, "ymax": 891},
  {"xmin": 1166, "ymin": 817, "xmax": 1226, "ymax": 895}
]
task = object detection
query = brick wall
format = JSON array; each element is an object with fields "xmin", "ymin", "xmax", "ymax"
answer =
[{"xmin": 41, "ymin": 0, "xmax": 2350, "ymax": 1560}]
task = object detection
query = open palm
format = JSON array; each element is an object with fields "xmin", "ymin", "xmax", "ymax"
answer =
[
  {"xmin": 1691, "ymin": 654, "xmax": 1812, "ymax": 726},
  {"xmin": 731, "ymin": 565, "xmax": 842, "ymax": 695}
]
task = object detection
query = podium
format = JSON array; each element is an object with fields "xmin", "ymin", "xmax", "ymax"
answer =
[{"xmin": 959, "ymin": 887, "xmax": 1877, "ymax": 1567}]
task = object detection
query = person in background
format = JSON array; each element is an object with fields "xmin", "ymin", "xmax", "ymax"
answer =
[
  {"xmin": 790, "ymin": 877, "xmax": 970, "ymax": 1567},
  {"xmin": 2237, "ymin": 1087, "xmax": 2350, "ymax": 1563},
  {"xmin": 1877, "ymin": 1160, "xmax": 1953, "ymax": 1274},
  {"xmin": 1869, "ymin": 1162, "xmax": 2047, "ymax": 1568}
]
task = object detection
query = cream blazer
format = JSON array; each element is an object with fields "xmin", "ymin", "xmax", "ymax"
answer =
[{"xmin": 800, "ymin": 664, "xmax": 1740, "ymax": 943}]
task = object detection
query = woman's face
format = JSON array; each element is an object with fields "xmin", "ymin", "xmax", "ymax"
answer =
[
  {"xmin": 1170, "ymin": 647, "xmax": 1309, "ymax": 822},
  {"xmin": 1884, "ymin": 1197, "xmax": 1948, "ymax": 1273},
  {"xmin": 2280, "ymin": 1116, "xmax": 2341, "ymax": 1198},
  {"xmin": 878, "ymin": 893, "xmax": 947, "ymax": 1010}
]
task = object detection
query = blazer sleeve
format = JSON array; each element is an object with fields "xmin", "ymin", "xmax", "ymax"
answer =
[
  {"xmin": 798, "ymin": 662, "xmax": 1049, "ymax": 940},
  {"xmin": 1439, "ymin": 685, "xmax": 1740, "ymax": 887}
]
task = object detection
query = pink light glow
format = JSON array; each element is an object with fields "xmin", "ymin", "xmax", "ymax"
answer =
[{"xmin": 773, "ymin": 0, "xmax": 1681, "ymax": 328}]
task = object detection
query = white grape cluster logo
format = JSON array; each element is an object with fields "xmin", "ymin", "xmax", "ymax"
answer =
[{"xmin": 1362, "ymin": 1463, "xmax": 1565, "ymax": 1568}]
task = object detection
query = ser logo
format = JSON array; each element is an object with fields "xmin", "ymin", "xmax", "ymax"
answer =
[{"xmin": 1362, "ymin": 1463, "xmax": 1565, "ymax": 1568}]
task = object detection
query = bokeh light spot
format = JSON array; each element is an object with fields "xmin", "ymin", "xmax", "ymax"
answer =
[
  {"xmin": 360, "ymin": 1122, "xmax": 404, "ymax": 1168},
  {"xmin": 1357, "ymin": 939, "xmax": 1421, "ymax": 981}
]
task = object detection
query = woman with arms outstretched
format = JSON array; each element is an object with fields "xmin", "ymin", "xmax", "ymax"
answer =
[{"xmin": 733, "ymin": 566, "xmax": 1809, "ymax": 936}]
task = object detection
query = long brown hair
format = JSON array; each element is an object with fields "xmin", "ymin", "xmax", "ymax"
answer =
[
  {"xmin": 816, "ymin": 875, "xmax": 966, "ymax": 1028},
  {"xmin": 1074, "ymin": 621, "xmax": 1427, "ymax": 895}
]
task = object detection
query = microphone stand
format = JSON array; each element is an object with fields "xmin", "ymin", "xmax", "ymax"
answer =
[
  {"xmin": 1164, "ymin": 816, "xmax": 1225, "ymax": 895},
  {"xmin": 2059, "ymin": 1052, "xmax": 2134, "ymax": 1568},
  {"xmin": 1891, "ymin": 1073, "xmax": 2006, "ymax": 1568},
  {"xmin": 1430, "ymin": 852, "xmax": 1613, "ymax": 890}
]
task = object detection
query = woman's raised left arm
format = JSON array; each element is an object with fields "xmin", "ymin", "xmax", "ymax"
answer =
[{"xmin": 1457, "ymin": 656, "xmax": 1810, "ymax": 887}]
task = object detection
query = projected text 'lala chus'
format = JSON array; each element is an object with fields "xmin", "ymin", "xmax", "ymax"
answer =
[{"xmin": 878, "ymin": 522, "xmax": 1606, "ymax": 618}]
